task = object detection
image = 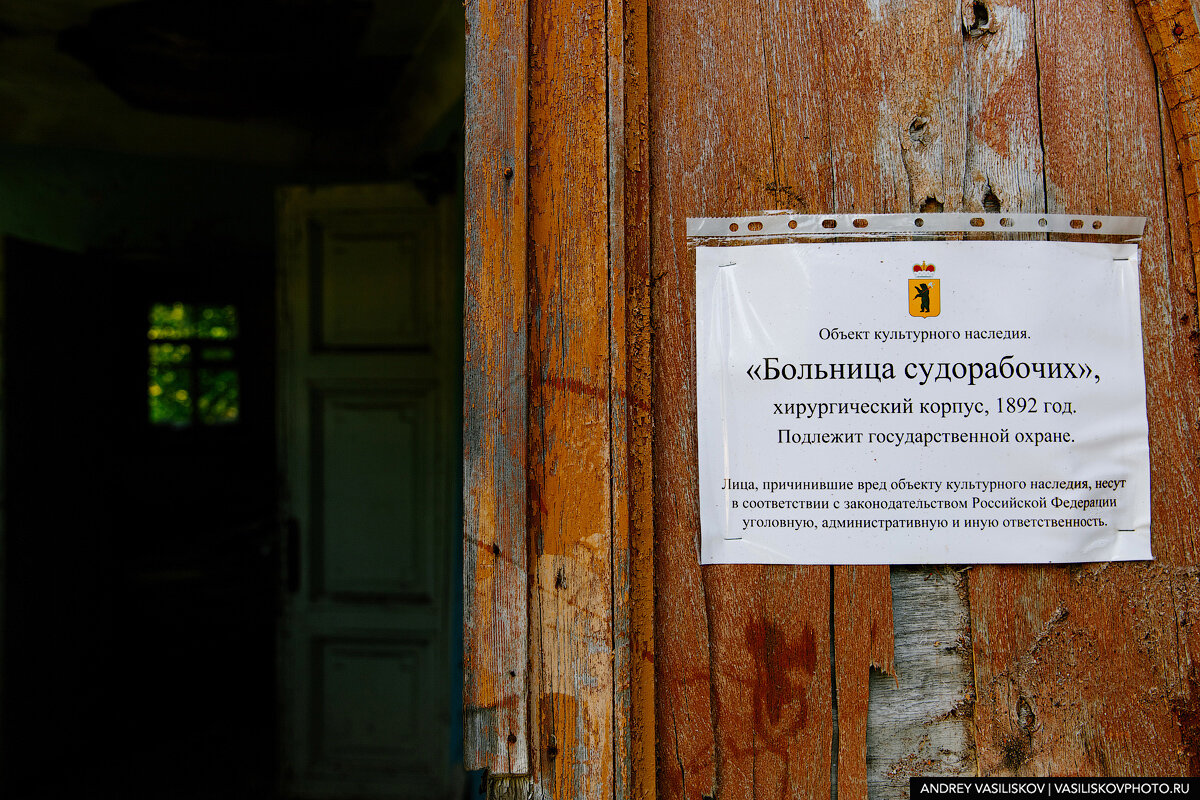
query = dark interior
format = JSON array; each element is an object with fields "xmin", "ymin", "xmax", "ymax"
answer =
[{"xmin": 0, "ymin": 1, "xmax": 464, "ymax": 797}]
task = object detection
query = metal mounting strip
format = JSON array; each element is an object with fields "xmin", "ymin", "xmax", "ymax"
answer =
[{"xmin": 686, "ymin": 212, "xmax": 1146, "ymax": 238}]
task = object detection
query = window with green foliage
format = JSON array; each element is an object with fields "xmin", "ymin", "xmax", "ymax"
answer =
[{"xmin": 148, "ymin": 302, "xmax": 240, "ymax": 427}]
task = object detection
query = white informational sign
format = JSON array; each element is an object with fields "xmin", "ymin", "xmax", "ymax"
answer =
[{"xmin": 696, "ymin": 239, "xmax": 1151, "ymax": 564}]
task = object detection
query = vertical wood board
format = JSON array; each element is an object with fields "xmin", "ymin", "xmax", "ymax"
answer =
[
  {"xmin": 968, "ymin": 0, "xmax": 1200, "ymax": 776},
  {"xmin": 464, "ymin": 0, "xmax": 531, "ymax": 773},
  {"xmin": 608, "ymin": 0, "xmax": 656, "ymax": 798},
  {"xmin": 527, "ymin": 0, "xmax": 616, "ymax": 797}
]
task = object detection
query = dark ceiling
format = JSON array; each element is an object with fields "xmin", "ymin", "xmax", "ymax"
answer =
[{"xmin": 0, "ymin": 0, "xmax": 464, "ymax": 167}]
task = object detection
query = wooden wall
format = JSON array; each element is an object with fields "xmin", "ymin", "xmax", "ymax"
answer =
[{"xmin": 465, "ymin": 0, "xmax": 1200, "ymax": 797}]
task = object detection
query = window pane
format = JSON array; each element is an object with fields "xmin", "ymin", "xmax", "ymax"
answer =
[
  {"xmin": 149, "ymin": 366, "xmax": 192, "ymax": 426},
  {"xmin": 147, "ymin": 302, "xmax": 240, "ymax": 427},
  {"xmin": 149, "ymin": 343, "xmax": 192, "ymax": 365},
  {"xmin": 198, "ymin": 368, "xmax": 239, "ymax": 425},
  {"xmin": 200, "ymin": 346, "xmax": 234, "ymax": 362},
  {"xmin": 148, "ymin": 302, "xmax": 195, "ymax": 340},
  {"xmin": 197, "ymin": 305, "xmax": 238, "ymax": 340}
]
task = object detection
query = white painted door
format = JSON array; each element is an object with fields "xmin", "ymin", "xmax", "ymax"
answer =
[{"xmin": 277, "ymin": 184, "xmax": 457, "ymax": 799}]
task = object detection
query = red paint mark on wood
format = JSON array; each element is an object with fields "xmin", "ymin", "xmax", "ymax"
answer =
[{"xmin": 745, "ymin": 620, "xmax": 817, "ymax": 732}]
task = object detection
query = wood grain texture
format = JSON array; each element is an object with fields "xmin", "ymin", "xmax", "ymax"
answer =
[
  {"xmin": 962, "ymin": 0, "xmax": 1044, "ymax": 215},
  {"xmin": 611, "ymin": 0, "xmax": 656, "ymax": 798},
  {"xmin": 969, "ymin": 0, "xmax": 1200, "ymax": 776},
  {"xmin": 465, "ymin": 0, "xmax": 1200, "ymax": 791},
  {"xmin": 708, "ymin": 569, "xmax": 833, "ymax": 799},
  {"xmin": 1155, "ymin": 74, "xmax": 1200, "ymax": 775},
  {"xmin": 834, "ymin": 565, "xmax": 895, "ymax": 800},
  {"xmin": 1135, "ymin": 0, "xmax": 1200, "ymax": 293},
  {"xmin": 609, "ymin": 0, "xmax": 633, "ymax": 789},
  {"xmin": 608, "ymin": 0, "xmax": 632, "ymax": 792},
  {"xmin": 806, "ymin": 1, "xmax": 963, "ymax": 794},
  {"xmin": 463, "ymin": 0, "xmax": 530, "ymax": 773},
  {"xmin": 867, "ymin": 569, "xmax": 976, "ymax": 797},
  {"xmin": 650, "ymin": 3, "xmax": 764, "ymax": 795},
  {"xmin": 649, "ymin": 2, "xmax": 830, "ymax": 797},
  {"xmin": 649, "ymin": 0, "xmax": 934, "ymax": 796},
  {"xmin": 527, "ymin": 0, "xmax": 614, "ymax": 797}
]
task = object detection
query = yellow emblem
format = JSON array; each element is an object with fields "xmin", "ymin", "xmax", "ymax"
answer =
[{"xmin": 909, "ymin": 262, "xmax": 939, "ymax": 317}]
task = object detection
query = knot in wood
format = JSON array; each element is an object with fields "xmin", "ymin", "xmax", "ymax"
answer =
[
  {"xmin": 965, "ymin": 1, "xmax": 992, "ymax": 36},
  {"xmin": 1017, "ymin": 696, "xmax": 1036, "ymax": 731},
  {"xmin": 908, "ymin": 116, "xmax": 930, "ymax": 142}
]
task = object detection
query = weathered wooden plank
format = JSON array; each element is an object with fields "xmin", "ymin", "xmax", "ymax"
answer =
[
  {"xmin": 962, "ymin": 0, "xmax": 1044, "ymax": 214},
  {"xmin": 650, "ymin": 2, "xmax": 774, "ymax": 797},
  {"xmin": 706, "ymin": 568, "xmax": 833, "ymax": 799},
  {"xmin": 969, "ymin": 0, "xmax": 1200, "ymax": 775},
  {"xmin": 860, "ymin": 1, "xmax": 1047, "ymax": 786},
  {"xmin": 463, "ymin": 0, "xmax": 530, "ymax": 773},
  {"xmin": 526, "ymin": 0, "xmax": 614, "ymax": 796},
  {"xmin": 608, "ymin": 0, "xmax": 633, "ymax": 791},
  {"xmin": 859, "ymin": 2, "xmax": 1046, "ymax": 789},
  {"xmin": 649, "ymin": 0, "xmax": 849, "ymax": 795},
  {"xmin": 488, "ymin": 775, "xmax": 535, "ymax": 800},
  {"xmin": 654, "ymin": 0, "xmax": 1020, "ymax": 794},
  {"xmin": 1135, "ymin": 0, "xmax": 1200, "ymax": 291},
  {"xmin": 611, "ymin": 0, "xmax": 656, "ymax": 798},
  {"xmin": 1124, "ymin": 0, "xmax": 1200, "ymax": 769},
  {"xmin": 748, "ymin": 14, "xmax": 864, "ymax": 792},
  {"xmin": 813, "ymin": 0, "xmax": 967, "ymax": 215},
  {"xmin": 802, "ymin": 2, "xmax": 963, "ymax": 793},
  {"xmin": 867, "ymin": 568, "xmax": 975, "ymax": 797},
  {"xmin": 834, "ymin": 565, "xmax": 895, "ymax": 800},
  {"xmin": 1155, "ymin": 76, "xmax": 1200, "ymax": 775}
]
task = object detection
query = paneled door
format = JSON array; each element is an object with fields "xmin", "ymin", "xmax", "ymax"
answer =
[{"xmin": 278, "ymin": 184, "xmax": 457, "ymax": 798}]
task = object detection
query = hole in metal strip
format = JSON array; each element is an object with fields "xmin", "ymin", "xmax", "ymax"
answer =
[
  {"xmin": 748, "ymin": 221, "xmax": 763, "ymax": 232},
  {"xmin": 970, "ymin": 217, "xmax": 985, "ymax": 227},
  {"xmin": 822, "ymin": 219, "xmax": 837, "ymax": 229},
  {"xmin": 1070, "ymin": 219, "xmax": 1084, "ymax": 229},
  {"xmin": 1038, "ymin": 218, "xmax": 1048, "ymax": 227},
  {"xmin": 788, "ymin": 219, "xmax": 798, "ymax": 229},
  {"xmin": 914, "ymin": 217, "xmax": 924, "ymax": 227},
  {"xmin": 852, "ymin": 218, "xmax": 868, "ymax": 228},
  {"xmin": 1000, "ymin": 217, "xmax": 1013, "ymax": 227},
  {"xmin": 1092, "ymin": 220, "xmax": 1103, "ymax": 230},
  {"xmin": 729, "ymin": 222, "xmax": 739, "ymax": 232}
]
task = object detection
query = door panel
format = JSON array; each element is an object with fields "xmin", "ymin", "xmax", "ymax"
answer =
[
  {"xmin": 278, "ymin": 184, "xmax": 456, "ymax": 799},
  {"xmin": 311, "ymin": 215, "xmax": 434, "ymax": 349},
  {"xmin": 315, "ymin": 384, "xmax": 437, "ymax": 600}
]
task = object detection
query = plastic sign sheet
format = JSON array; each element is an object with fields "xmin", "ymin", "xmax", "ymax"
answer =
[{"xmin": 696, "ymin": 240, "xmax": 1151, "ymax": 564}]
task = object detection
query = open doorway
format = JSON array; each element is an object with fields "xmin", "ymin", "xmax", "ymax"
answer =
[{"xmin": 0, "ymin": 1, "xmax": 466, "ymax": 797}]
